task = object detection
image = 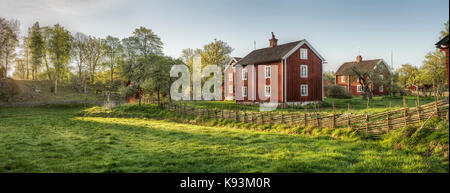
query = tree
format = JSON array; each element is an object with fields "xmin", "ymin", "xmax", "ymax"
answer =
[
  {"xmin": 132, "ymin": 26, "xmax": 163, "ymax": 57},
  {"xmin": 104, "ymin": 35, "xmax": 123, "ymax": 87},
  {"xmin": 145, "ymin": 56, "xmax": 178, "ymax": 104},
  {"xmin": 29, "ymin": 22, "xmax": 44, "ymax": 81},
  {"xmin": 397, "ymin": 64, "xmax": 419, "ymax": 87},
  {"xmin": 72, "ymin": 32, "xmax": 89, "ymax": 92},
  {"xmin": 441, "ymin": 20, "xmax": 449, "ymax": 38},
  {"xmin": 13, "ymin": 58, "xmax": 26, "ymax": 79},
  {"xmin": 0, "ymin": 18, "xmax": 20, "ymax": 78},
  {"xmin": 120, "ymin": 55, "xmax": 155, "ymax": 106},
  {"xmin": 420, "ymin": 50, "xmax": 447, "ymax": 95},
  {"xmin": 323, "ymin": 71, "xmax": 335, "ymax": 84},
  {"xmin": 48, "ymin": 24, "xmax": 72, "ymax": 94},
  {"xmin": 200, "ymin": 39, "xmax": 233, "ymax": 69},
  {"xmin": 350, "ymin": 62, "xmax": 391, "ymax": 100},
  {"xmin": 85, "ymin": 36, "xmax": 105, "ymax": 85}
]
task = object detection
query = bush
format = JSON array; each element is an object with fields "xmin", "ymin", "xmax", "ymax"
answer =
[
  {"xmin": 381, "ymin": 117, "xmax": 449, "ymax": 160},
  {"xmin": 326, "ymin": 84, "xmax": 352, "ymax": 99},
  {"xmin": 0, "ymin": 78, "xmax": 22, "ymax": 102}
]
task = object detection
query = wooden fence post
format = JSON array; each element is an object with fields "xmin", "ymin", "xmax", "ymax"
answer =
[
  {"xmin": 304, "ymin": 105, "xmax": 308, "ymax": 127},
  {"xmin": 347, "ymin": 104, "xmax": 352, "ymax": 128},
  {"xmin": 261, "ymin": 112, "xmax": 265, "ymax": 125},
  {"xmin": 315, "ymin": 103, "xmax": 320, "ymax": 127},
  {"xmin": 433, "ymin": 80, "xmax": 440, "ymax": 120},
  {"xmin": 386, "ymin": 110, "xmax": 391, "ymax": 132},
  {"xmin": 332, "ymin": 102, "xmax": 336, "ymax": 129},
  {"xmin": 244, "ymin": 111, "xmax": 247, "ymax": 123},
  {"xmin": 365, "ymin": 99, "xmax": 370, "ymax": 134},
  {"xmin": 281, "ymin": 113, "xmax": 284, "ymax": 124},
  {"xmin": 403, "ymin": 96, "xmax": 408, "ymax": 127},
  {"xmin": 415, "ymin": 100, "xmax": 422, "ymax": 124}
]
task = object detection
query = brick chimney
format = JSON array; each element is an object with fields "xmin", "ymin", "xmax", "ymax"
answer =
[
  {"xmin": 269, "ymin": 32, "xmax": 278, "ymax": 48},
  {"xmin": 356, "ymin": 55, "xmax": 363, "ymax": 63}
]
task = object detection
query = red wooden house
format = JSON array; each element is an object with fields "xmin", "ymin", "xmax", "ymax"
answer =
[
  {"xmin": 335, "ymin": 56, "xmax": 390, "ymax": 96},
  {"xmin": 435, "ymin": 35, "xmax": 449, "ymax": 86},
  {"xmin": 224, "ymin": 33, "xmax": 325, "ymax": 105}
]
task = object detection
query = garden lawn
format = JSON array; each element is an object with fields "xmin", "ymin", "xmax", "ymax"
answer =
[{"xmin": 0, "ymin": 106, "xmax": 446, "ymax": 173}]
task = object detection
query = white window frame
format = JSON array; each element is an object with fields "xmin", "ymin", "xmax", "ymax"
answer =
[
  {"xmin": 300, "ymin": 48, "xmax": 308, "ymax": 59},
  {"xmin": 242, "ymin": 86, "xmax": 247, "ymax": 97},
  {"xmin": 300, "ymin": 65, "xmax": 308, "ymax": 78},
  {"xmin": 265, "ymin": 66, "xmax": 271, "ymax": 78},
  {"xmin": 357, "ymin": 85, "xmax": 362, "ymax": 92},
  {"xmin": 228, "ymin": 73, "xmax": 233, "ymax": 81},
  {"xmin": 301, "ymin": 84, "xmax": 308, "ymax": 96},
  {"xmin": 379, "ymin": 85, "xmax": 384, "ymax": 92},
  {"xmin": 242, "ymin": 68, "xmax": 248, "ymax": 80},
  {"xmin": 341, "ymin": 76, "xmax": 346, "ymax": 83},
  {"xmin": 265, "ymin": 85, "xmax": 271, "ymax": 96}
]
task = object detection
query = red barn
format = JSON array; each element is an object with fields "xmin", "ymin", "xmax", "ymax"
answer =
[
  {"xmin": 435, "ymin": 35, "xmax": 449, "ymax": 86},
  {"xmin": 224, "ymin": 33, "xmax": 325, "ymax": 105},
  {"xmin": 335, "ymin": 56, "xmax": 390, "ymax": 96}
]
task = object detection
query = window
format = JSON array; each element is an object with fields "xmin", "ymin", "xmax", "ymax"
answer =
[
  {"xmin": 242, "ymin": 86, "xmax": 247, "ymax": 97},
  {"xmin": 242, "ymin": 68, "xmax": 248, "ymax": 80},
  {"xmin": 357, "ymin": 85, "xmax": 362, "ymax": 92},
  {"xmin": 379, "ymin": 74, "xmax": 384, "ymax": 80},
  {"xmin": 300, "ymin": 65, "xmax": 308, "ymax": 78},
  {"xmin": 301, "ymin": 84, "xmax": 308, "ymax": 96},
  {"xmin": 228, "ymin": 73, "xmax": 233, "ymax": 81},
  {"xmin": 300, "ymin": 48, "xmax": 308, "ymax": 59},
  {"xmin": 228, "ymin": 86, "xmax": 233, "ymax": 94},
  {"xmin": 265, "ymin": 85, "xmax": 271, "ymax": 96},
  {"xmin": 265, "ymin": 66, "xmax": 271, "ymax": 78},
  {"xmin": 379, "ymin": 86, "xmax": 384, "ymax": 92},
  {"xmin": 341, "ymin": 76, "xmax": 347, "ymax": 83}
]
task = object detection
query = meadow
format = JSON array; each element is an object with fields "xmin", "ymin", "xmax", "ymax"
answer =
[{"xmin": 0, "ymin": 105, "xmax": 447, "ymax": 173}]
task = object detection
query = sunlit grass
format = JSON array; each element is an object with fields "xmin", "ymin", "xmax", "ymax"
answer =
[{"xmin": 0, "ymin": 107, "xmax": 446, "ymax": 173}]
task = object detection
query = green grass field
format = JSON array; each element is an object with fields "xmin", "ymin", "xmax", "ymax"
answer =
[
  {"xmin": 178, "ymin": 96, "xmax": 440, "ymax": 114},
  {"xmin": 0, "ymin": 106, "xmax": 447, "ymax": 173}
]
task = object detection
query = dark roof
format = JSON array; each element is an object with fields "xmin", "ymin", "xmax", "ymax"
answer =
[
  {"xmin": 335, "ymin": 59, "xmax": 384, "ymax": 75},
  {"xmin": 232, "ymin": 57, "xmax": 242, "ymax": 62},
  {"xmin": 236, "ymin": 40, "xmax": 302, "ymax": 65},
  {"xmin": 435, "ymin": 35, "xmax": 449, "ymax": 47}
]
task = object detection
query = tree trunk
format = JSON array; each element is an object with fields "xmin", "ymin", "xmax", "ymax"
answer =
[
  {"xmin": 138, "ymin": 85, "xmax": 142, "ymax": 106},
  {"xmin": 157, "ymin": 89, "xmax": 160, "ymax": 105},
  {"xmin": 54, "ymin": 63, "xmax": 58, "ymax": 94},
  {"xmin": 4, "ymin": 54, "xmax": 8, "ymax": 78}
]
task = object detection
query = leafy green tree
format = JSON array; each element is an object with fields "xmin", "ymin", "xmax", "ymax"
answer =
[
  {"xmin": 200, "ymin": 39, "xmax": 233, "ymax": 69},
  {"xmin": 104, "ymin": 35, "xmax": 123, "ymax": 87},
  {"xmin": 323, "ymin": 71, "xmax": 335, "ymax": 84},
  {"xmin": 85, "ymin": 36, "xmax": 105, "ymax": 85},
  {"xmin": 13, "ymin": 58, "xmax": 26, "ymax": 79},
  {"xmin": 48, "ymin": 24, "xmax": 72, "ymax": 94},
  {"xmin": 441, "ymin": 21, "xmax": 449, "ymax": 38},
  {"xmin": 29, "ymin": 22, "xmax": 44, "ymax": 81},
  {"xmin": 145, "ymin": 56, "xmax": 179, "ymax": 104},
  {"xmin": 419, "ymin": 50, "xmax": 447, "ymax": 95},
  {"xmin": 132, "ymin": 26, "xmax": 163, "ymax": 57},
  {"xmin": 397, "ymin": 64, "xmax": 419, "ymax": 87},
  {"xmin": 0, "ymin": 18, "xmax": 19, "ymax": 78}
]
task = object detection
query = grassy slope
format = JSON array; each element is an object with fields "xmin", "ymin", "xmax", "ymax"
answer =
[
  {"xmin": 0, "ymin": 106, "xmax": 446, "ymax": 173},
  {"xmin": 1, "ymin": 80, "xmax": 101, "ymax": 104},
  {"xmin": 180, "ymin": 96, "xmax": 439, "ymax": 114}
]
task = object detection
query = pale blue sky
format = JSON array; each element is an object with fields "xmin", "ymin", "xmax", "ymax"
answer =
[{"xmin": 1, "ymin": 0, "xmax": 448, "ymax": 71}]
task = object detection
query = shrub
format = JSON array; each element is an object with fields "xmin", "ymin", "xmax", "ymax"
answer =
[
  {"xmin": 0, "ymin": 78, "xmax": 22, "ymax": 102},
  {"xmin": 326, "ymin": 84, "xmax": 352, "ymax": 99}
]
